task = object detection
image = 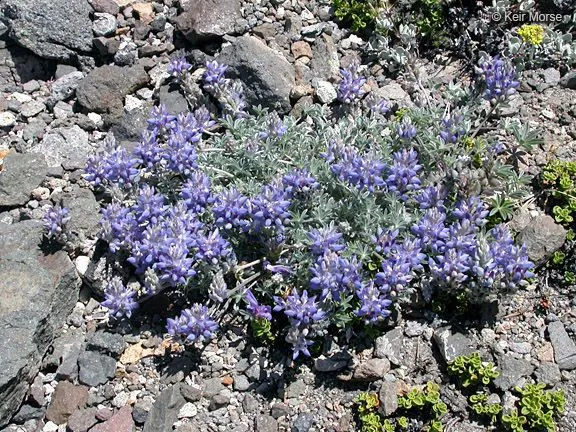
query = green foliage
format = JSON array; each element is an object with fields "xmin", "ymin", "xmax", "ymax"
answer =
[
  {"xmin": 356, "ymin": 392, "xmax": 387, "ymax": 432},
  {"xmin": 469, "ymin": 393, "xmax": 503, "ymax": 424},
  {"xmin": 551, "ymin": 251, "xmax": 565, "ymax": 266},
  {"xmin": 448, "ymin": 353, "xmax": 500, "ymax": 388},
  {"xmin": 565, "ymin": 271, "xmax": 576, "ymax": 285},
  {"xmin": 541, "ymin": 160, "xmax": 576, "ymax": 226},
  {"xmin": 250, "ymin": 317, "xmax": 275, "ymax": 344},
  {"xmin": 488, "ymin": 193, "xmax": 516, "ymax": 224},
  {"xmin": 332, "ymin": 0, "xmax": 381, "ymax": 32},
  {"xmin": 512, "ymin": 383, "xmax": 565, "ymax": 432},
  {"xmin": 398, "ymin": 382, "xmax": 446, "ymax": 430},
  {"xmin": 502, "ymin": 410, "xmax": 528, "ymax": 432}
]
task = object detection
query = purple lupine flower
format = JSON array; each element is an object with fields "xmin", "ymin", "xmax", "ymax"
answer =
[
  {"xmin": 181, "ymin": 171, "xmax": 214, "ymax": 213},
  {"xmin": 85, "ymin": 137, "xmax": 140, "ymax": 188},
  {"xmin": 163, "ymin": 202, "xmax": 203, "ymax": 249},
  {"xmin": 372, "ymin": 228, "xmax": 398, "ymax": 256},
  {"xmin": 155, "ymin": 241, "xmax": 196, "ymax": 287},
  {"xmin": 212, "ymin": 188, "xmax": 251, "ymax": 231},
  {"xmin": 202, "ymin": 60, "xmax": 228, "ymax": 92},
  {"xmin": 323, "ymin": 142, "xmax": 386, "ymax": 191},
  {"xmin": 415, "ymin": 186, "xmax": 446, "ymax": 210},
  {"xmin": 286, "ymin": 326, "xmax": 314, "ymax": 359},
  {"xmin": 43, "ymin": 205, "xmax": 70, "ymax": 238},
  {"xmin": 174, "ymin": 112, "xmax": 204, "ymax": 144},
  {"xmin": 488, "ymin": 225, "xmax": 534, "ymax": 287},
  {"xmin": 337, "ymin": 61, "xmax": 366, "ymax": 104},
  {"xmin": 375, "ymin": 253, "xmax": 414, "ymax": 291},
  {"xmin": 166, "ymin": 304, "xmax": 218, "ymax": 343},
  {"xmin": 244, "ymin": 289, "xmax": 272, "ymax": 321},
  {"xmin": 249, "ymin": 184, "xmax": 292, "ymax": 234},
  {"xmin": 258, "ymin": 112, "xmax": 288, "ymax": 139},
  {"xmin": 367, "ymin": 95, "xmax": 390, "ymax": 115},
  {"xmin": 395, "ymin": 237, "xmax": 426, "ymax": 270},
  {"xmin": 308, "ymin": 227, "xmax": 345, "ymax": 256},
  {"xmin": 132, "ymin": 184, "xmax": 165, "ymax": 225},
  {"xmin": 273, "ymin": 290, "xmax": 326, "ymax": 327},
  {"xmin": 385, "ymin": 148, "xmax": 422, "ymax": 199},
  {"xmin": 355, "ymin": 281, "xmax": 393, "ymax": 324},
  {"xmin": 134, "ymin": 130, "xmax": 163, "ymax": 170},
  {"xmin": 489, "ymin": 142, "xmax": 506, "ymax": 155},
  {"xmin": 100, "ymin": 203, "xmax": 138, "ymax": 252},
  {"xmin": 397, "ymin": 119, "xmax": 417, "ymax": 140},
  {"xmin": 194, "ymin": 229, "xmax": 233, "ymax": 265},
  {"xmin": 477, "ymin": 56, "xmax": 520, "ymax": 100},
  {"xmin": 101, "ymin": 277, "xmax": 139, "ymax": 319},
  {"xmin": 220, "ymin": 80, "xmax": 247, "ymax": 118},
  {"xmin": 281, "ymin": 169, "xmax": 319, "ymax": 196},
  {"xmin": 309, "ymin": 252, "xmax": 362, "ymax": 300},
  {"xmin": 163, "ymin": 130, "xmax": 198, "ymax": 176},
  {"xmin": 412, "ymin": 207, "xmax": 449, "ymax": 253},
  {"xmin": 439, "ymin": 114, "xmax": 465, "ymax": 143},
  {"xmin": 128, "ymin": 222, "xmax": 168, "ymax": 273},
  {"xmin": 147, "ymin": 104, "xmax": 176, "ymax": 131},
  {"xmin": 167, "ymin": 56, "xmax": 192, "ymax": 77},
  {"xmin": 193, "ymin": 106, "xmax": 216, "ymax": 131},
  {"xmin": 263, "ymin": 261, "xmax": 295, "ymax": 276},
  {"xmin": 429, "ymin": 247, "xmax": 472, "ymax": 285},
  {"xmin": 452, "ymin": 196, "xmax": 489, "ymax": 230}
]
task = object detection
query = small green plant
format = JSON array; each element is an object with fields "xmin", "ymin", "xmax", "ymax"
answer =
[
  {"xmin": 469, "ymin": 393, "xmax": 503, "ymax": 424},
  {"xmin": 513, "ymin": 383, "xmax": 565, "ymax": 432},
  {"xmin": 356, "ymin": 392, "xmax": 386, "ymax": 432},
  {"xmin": 250, "ymin": 317, "xmax": 275, "ymax": 344},
  {"xmin": 565, "ymin": 271, "xmax": 576, "ymax": 285},
  {"xmin": 541, "ymin": 160, "xmax": 576, "ymax": 226},
  {"xmin": 448, "ymin": 353, "xmax": 500, "ymax": 388},
  {"xmin": 551, "ymin": 251, "xmax": 566, "ymax": 266},
  {"xmin": 502, "ymin": 410, "xmax": 528, "ymax": 432},
  {"xmin": 398, "ymin": 382, "xmax": 447, "ymax": 431},
  {"xmin": 333, "ymin": 0, "xmax": 381, "ymax": 32}
]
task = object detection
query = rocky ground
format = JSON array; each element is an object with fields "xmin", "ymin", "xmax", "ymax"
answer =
[{"xmin": 1, "ymin": 0, "xmax": 576, "ymax": 431}]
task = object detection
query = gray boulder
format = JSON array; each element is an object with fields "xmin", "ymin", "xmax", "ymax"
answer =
[
  {"xmin": 0, "ymin": 220, "xmax": 80, "ymax": 426},
  {"xmin": 218, "ymin": 35, "xmax": 295, "ymax": 113},
  {"xmin": 143, "ymin": 384, "xmax": 186, "ymax": 432},
  {"xmin": 173, "ymin": 0, "xmax": 241, "ymax": 43},
  {"xmin": 517, "ymin": 214, "xmax": 566, "ymax": 265},
  {"xmin": 30, "ymin": 125, "xmax": 90, "ymax": 169},
  {"xmin": 0, "ymin": 0, "xmax": 92, "ymax": 61},
  {"xmin": 76, "ymin": 64, "xmax": 150, "ymax": 124},
  {"xmin": 0, "ymin": 152, "xmax": 48, "ymax": 207}
]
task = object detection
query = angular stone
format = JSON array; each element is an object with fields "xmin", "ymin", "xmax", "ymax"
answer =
[
  {"xmin": 0, "ymin": 220, "xmax": 80, "ymax": 427},
  {"xmin": 378, "ymin": 380, "xmax": 399, "ymax": 417},
  {"xmin": 517, "ymin": 215, "xmax": 567, "ymax": 265},
  {"xmin": 45, "ymin": 381, "xmax": 89, "ymax": 425},
  {"xmin": 218, "ymin": 35, "xmax": 295, "ymax": 113},
  {"xmin": 352, "ymin": 358, "xmax": 391, "ymax": 381},
  {"xmin": 0, "ymin": 111, "xmax": 16, "ymax": 127},
  {"xmin": 30, "ymin": 125, "xmax": 90, "ymax": 169},
  {"xmin": 67, "ymin": 407, "xmax": 98, "ymax": 432},
  {"xmin": 91, "ymin": 0, "xmax": 120, "ymax": 14},
  {"xmin": 535, "ymin": 362, "xmax": 562, "ymax": 386},
  {"xmin": 375, "ymin": 328, "xmax": 404, "ymax": 365},
  {"xmin": 314, "ymin": 353, "xmax": 351, "ymax": 372},
  {"xmin": 91, "ymin": 405, "xmax": 134, "ymax": 432},
  {"xmin": 291, "ymin": 41, "xmax": 312, "ymax": 59},
  {"xmin": 493, "ymin": 355, "xmax": 534, "ymax": 390},
  {"xmin": 20, "ymin": 100, "xmax": 46, "ymax": 118},
  {"xmin": 309, "ymin": 34, "xmax": 339, "ymax": 81},
  {"xmin": 87, "ymin": 331, "xmax": 126, "ymax": 356},
  {"xmin": 0, "ymin": 152, "xmax": 47, "ymax": 207},
  {"xmin": 174, "ymin": 0, "xmax": 241, "ymax": 43},
  {"xmin": 433, "ymin": 327, "xmax": 476, "ymax": 363},
  {"xmin": 60, "ymin": 186, "xmax": 101, "ymax": 240},
  {"xmin": 548, "ymin": 321, "xmax": 576, "ymax": 370},
  {"xmin": 0, "ymin": 0, "xmax": 93, "ymax": 61},
  {"xmin": 255, "ymin": 415, "xmax": 278, "ymax": 432},
  {"xmin": 76, "ymin": 64, "xmax": 149, "ymax": 122},
  {"xmin": 93, "ymin": 13, "xmax": 117, "ymax": 37},
  {"xmin": 143, "ymin": 384, "xmax": 186, "ymax": 432},
  {"xmin": 78, "ymin": 352, "xmax": 117, "ymax": 387}
]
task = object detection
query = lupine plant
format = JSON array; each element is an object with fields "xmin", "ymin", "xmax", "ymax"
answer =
[
  {"xmin": 82, "ymin": 60, "xmax": 534, "ymax": 360},
  {"xmin": 43, "ymin": 205, "xmax": 70, "ymax": 242}
]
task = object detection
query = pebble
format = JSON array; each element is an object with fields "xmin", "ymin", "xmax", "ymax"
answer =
[
  {"xmin": 93, "ymin": 13, "xmax": 117, "ymax": 36},
  {"xmin": 0, "ymin": 111, "xmax": 16, "ymax": 127},
  {"xmin": 20, "ymin": 100, "xmax": 45, "ymax": 118},
  {"xmin": 178, "ymin": 402, "xmax": 198, "ymax": 418}
]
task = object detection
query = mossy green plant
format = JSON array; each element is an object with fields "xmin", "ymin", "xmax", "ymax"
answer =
[
  {"xmin": 332, "ymin": 0, "xmax": 381, "ymax": 32},
  {"xmin": 448, "ymin": 353, "xmax": 500, "ymax": 388},
  {"xmin": 512, "ymin": 383, "xmax": 565, "ymax": 432},
  {"xmin": 541, "ymin": 159, "xmax": 576, "ymax": 225}
]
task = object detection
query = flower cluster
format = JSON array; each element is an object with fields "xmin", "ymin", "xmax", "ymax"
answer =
[
  {"xmin": 202, "ymin": 60, "xmax": 247, "ymax": 118},
  {"xmin": 337, "ymin": 61, "xmax": 366, "ymax": 104},
  {"xmin": 167, "ymin": 56, "xmax": 192, "ymax": 77},
  {"xmin": 166, "ymin": 304, "xmax": 219, "ymax": 343},
  {"xmin": 43, "ymin": 205, "xmax": 70, "ymax": 239},
  {"xmin": 101, "ymin": 278, "xmax": 139, "ymax": 319},
  {"xmin": 477, "ymin": 56, "xmax": 520, "ymax": 100}
]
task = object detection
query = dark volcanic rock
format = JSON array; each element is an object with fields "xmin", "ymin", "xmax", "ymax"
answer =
[
  {"xmin": 0, "ymin": 220, "xmax": 80, "ymax": 427},
  {"xmin": 218, "ymin": 35, "xmax": 295, "ymax": 113},
  {"xmin": 0, "ymin": 152, "xmax": 48, "ymax": 208},
  {"xmin": 143, "ymin": 384, "xmax": 186, "ymax": 432},
  {"xmin": 517, "ymin": 214, "xmax": 567, "ymax": 265},
  {"xmin": 78, "ymin": 351, "xmax": 117, "ymax": 387},
  {"xmin": 76, "ymin": 64, "xmax": 149, "ymax": 123},
  {"xmin": 173, "ymin": 0, "xmax": 241, "ymax": 43},
  {"xmin": 45, "ymin": 381, "xmax": 89, "ymax": 425},
  {"xmin": 0, "ymin": 0, "xmax": 92, "ymax": 61}
]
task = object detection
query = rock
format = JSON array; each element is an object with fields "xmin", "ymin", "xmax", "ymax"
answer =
[
  {"xmin": 560, "ymin": 71, "xmax": 576, "ymax": 89},
  {"xmin": 493, "ymin": 355, "xmax": 534, "ymax": 390},
  {"xmin": 30, "ymin": 125, "xmax": 89, "ymax": 169},
  {"xmin": 292, "ymin": 412, "xmax": 314, "ymax": 432},
  {"xmin": 78, "ymin": 352, "xmax": 117, "ymax": 387},
  {"xmin": 373, "ymin": 82, "xmax": 410, "ymax": 103},
  {"xmin": 255, "ymin": 415, "xmax": 278, "ymax": 432},
  {"xmin": 0, "ymin": 111, "xmax": 16, "ymax": 127},
  {"xmin": 113, "ymin": 99, "xmax": 154, "ymax": 141},
  {"xmin": 132, "ymin": 2, "xmax": 154, "ymax": 23},
  {"xmin": 173, "ymin": 0, "xmax": 241, "ymax": 43},
  {"xmin": 284, "ymin": 379, "xmax": 307, "ymax": 399},
  {"xmin": 20, "ymin": 100, "xmax": 46, "ymax": 118},
  {"xmin": 143, "ymin": 384, "xmax": 186, "ymax": 432},
  {"xmin": 208, "ymin": 394, "xmax": 230, "ymax": 411},
  {"xmin": 91, "ymin": 405, "xmax": 134, "ymax": 432},
  {"xmin": 52, "ymin": 328, "xmax": 85, "ymax": 380},
  {"xmin": 132, "ymin": 398, "xmax": 152, "ymax": 424},
  {"xmin": 253, "ymin": 23, "xmax": 277, "ymax": 40},
  {"xmin": 45, "ymin": 381, "xmax": 89, "ymax": 425},
  {"xmin": 270, "ymin": 402, "xmax": 290, "ymax": 419},
  {"xmin": 242, "ymin": 393, "xmax": 259, "ymax": 413},
  {"xmin": 93, "ymin": 13, "xmax": 117, "ymax": 37},
  {"xmin": 291, "ymin": 41, "xmax": 312, "ymax": 59},
  {"xmin": 433, "ymin": 327, "xmax": 476, "ymax": 363},
  {"xmin": 218, "ymin": 35, "xmax": 295, "ymax": 113},
  {"xmin": 22, "ymin": 79, "xmax": 40, "ymax": 92},
  {"xmin": 76, "ymin": 64, "xmax": 150, "ymax": 123},
  {"xmin": 66, "ymin": 407, "xmax": 98, "ymax": 432},
  {"xmin": 180, "ymin": 385, "xmax": 202, "ymax": 402},
  {"xmin": 542, "ymin": 68, "xmax": 560, "ymax": 85},
  {"xmin": 378, "ymin": 380, "xmax": 399, "ymax": 416},
  {"xmin": 91, "ymin": 0, "xmax": 120, "ymax": 14},
  {"xmin": 53, "ymin": 101, "xmax": 74, "ymax": 119},
  {"xmin": 87, "ymin": 331, "xmax": 126, "ymax": 356},
  {"xmin": 548, "ymin": 321, "xmax": 576, "ymax": 370},
  {"xmin": 352, "ymin": 358, "xmax": 391, "ymax": 381},
  {"xmin": 535, "ymin": 362, "xmax": 562, "ymax": 386},
  {"xmin": 177, "ymin": 402, "xmax": 197, "ymax": 419},
  {"xmin": 11, "ymin": 404, "xmax": 44, "ymax": 423},
  {"xmin": 517, "ymin": 215, "xmax": 567, "ymax": 265},
  {"xmin": 60, "ymin": 186, "xmax": 101, "ymax": 239},
  {"xmin": 375, "ymin": 328, "xmax": 404, "ymax": 365},
  {"xmin": 309, "ymin": 34, "xmax": 339, "ymax": 81},
  {"xmin": 0, "ymin": 220, "xmax": 80, "ymax": 426},
  {"xmin": 314, "ymin": 353, "xmax": 351, "ymax": 372},
  {"xmin": 0, "ymin": 0, "xmax": 92, "ymax": 61},
  {"xmin": 312, "ymin": 79, "xmax": 337, "ymax": 104},
  {"xmin": 0, "ymin": 153, "xmax": 48, "ymax": 207},
  {"xmin": 233, "ymin": 374, "xmax": 250, "ymax": 391}
]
